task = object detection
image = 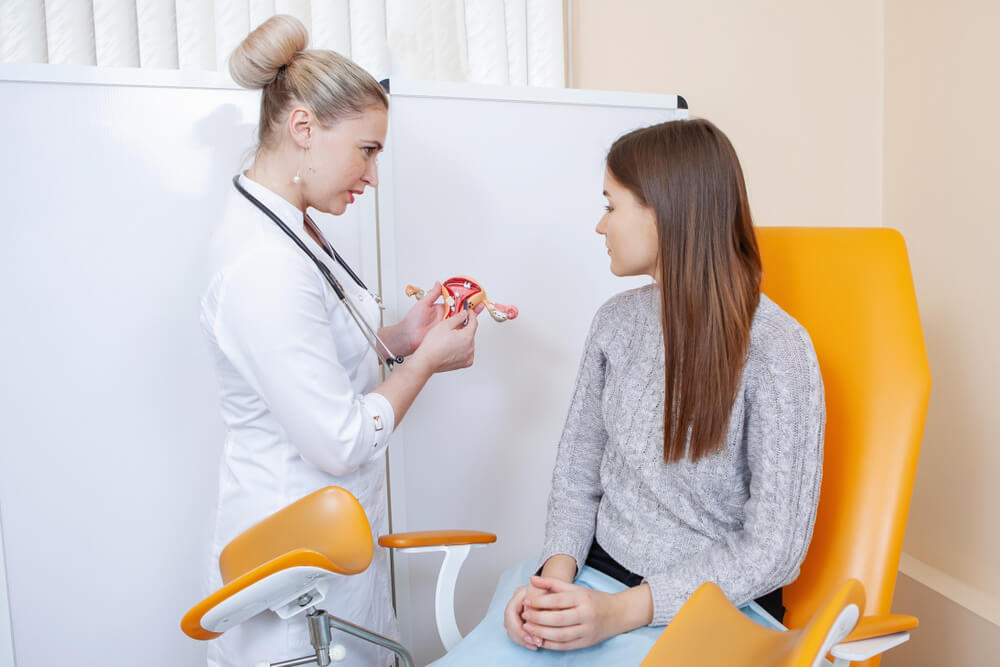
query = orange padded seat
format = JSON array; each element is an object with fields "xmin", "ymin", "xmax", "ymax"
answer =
[{"xmin": 181, "ymin": 486, "xmax": 374, "ymax": 640}]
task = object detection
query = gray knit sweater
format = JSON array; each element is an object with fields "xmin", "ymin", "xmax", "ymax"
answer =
[{"xmin": 540, "ymin": 284, "xmax": 825, "ymax": 626}]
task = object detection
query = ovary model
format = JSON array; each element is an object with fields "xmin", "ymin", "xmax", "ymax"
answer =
[{"xmin": 405, "ymin": 276, "xmax": 519, "ymax": 323}]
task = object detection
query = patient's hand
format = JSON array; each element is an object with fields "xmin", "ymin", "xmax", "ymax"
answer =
[
  {"xmin": 518, "ymin": 577, "xmax": 620, "ymax": 650},
  {"xmin": 518, "ymin": 576, "xmax": 642, "ymax": 651},
  {"xmin": 503, "ymin": 582, "xmax": 549, "ymax": 650}
]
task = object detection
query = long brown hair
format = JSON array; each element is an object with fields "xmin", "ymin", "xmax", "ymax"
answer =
[{"xmin": 607, "ymin": 119, "xmax": 761, "ymax": 463}]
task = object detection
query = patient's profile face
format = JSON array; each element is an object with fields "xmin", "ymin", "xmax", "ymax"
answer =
[{"xmin": 597, "ymin": 168, "xmax": 659, "ymax": 280}]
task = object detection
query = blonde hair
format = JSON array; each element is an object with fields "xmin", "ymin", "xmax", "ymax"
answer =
[{"xmin": 229, "ymin": 14, "xmax": 389, "ymax": 149}]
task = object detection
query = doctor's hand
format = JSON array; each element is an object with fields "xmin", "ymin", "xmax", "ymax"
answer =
[
  {"xmin": 388, "ymin": 282, "xmax": 485, "ymax": 357},
  {"xmin": 409, "ymin": 306, "xmax": 478, "ymax": 374},
  {"xmin": 518, "ymin": 576, "xmax": 651, "ymax": 651},
  {"xmin": 393, "ymin": 282, "xmax": 446, "ymax": 356}
]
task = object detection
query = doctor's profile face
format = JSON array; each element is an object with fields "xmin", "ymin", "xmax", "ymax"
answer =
[
  {"xmin": 597, "ymin": 168, "xmax": 660, "ymax": 280},
  {"xmin": 305, "ymin": 106, "xmax": 388, "ymax": 216}
]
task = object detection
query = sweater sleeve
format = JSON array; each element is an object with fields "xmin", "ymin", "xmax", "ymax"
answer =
[
  {"xmin": 643, "ymin": 325, "xmax": 825, "ymax": 625},
  {"xmin": 538, "ymin": 302, "xmax": 613, "ymax": 575},
  {"xmin": 210, "ymin": 245, "xmax": 395, "ymax": 477}
]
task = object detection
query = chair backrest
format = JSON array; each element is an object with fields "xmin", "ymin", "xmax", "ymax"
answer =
[
  {"xmin": 219, "ymin": 486, "xmax": 374, "ymax": 582},
  {"xmin": 756, "ymin": 228, "xmax": 930, "ymax": 655},
  {"xmin": 181, "ymin": 487, "xmax": 374, "ymax": 641}
]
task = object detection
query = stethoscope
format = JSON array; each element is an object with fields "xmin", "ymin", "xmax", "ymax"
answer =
[{"xmin": 233, "ymin": 175, "xmax": 403, "ymax": 373}]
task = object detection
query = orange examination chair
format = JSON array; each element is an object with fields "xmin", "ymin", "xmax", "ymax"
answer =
[
  {"xmin": 180, "ymin": 486, "xmax": 495, "ymax": 666},
  {"xmin": 640, "ymin": 227, "xmax": 931, "ymax": 666},
  {"xmin": 181, "ymin": 227, "xmax": 930, "ymax": 667}
]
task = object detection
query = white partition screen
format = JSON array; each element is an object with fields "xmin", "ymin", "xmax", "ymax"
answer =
[
  {"xmin": 0, "ymin": 65, "xmax": 377, "ymax": 667},
  {"xmin": 378, "ymin": 80, "xmax": 686, "ymax": 664},
  {"xmin": 0, "ymin": 67, "xmax": 683, "ymax": 667}
]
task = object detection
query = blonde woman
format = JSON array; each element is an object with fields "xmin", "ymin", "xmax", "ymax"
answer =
[{"xmin": 201, "ymin": 16, "xmax": 478, "ymax": 667}]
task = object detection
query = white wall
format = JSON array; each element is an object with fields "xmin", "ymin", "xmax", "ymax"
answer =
[{"xmin": 0, "ymin": 507, "xmax": 13, "ymax": 667}]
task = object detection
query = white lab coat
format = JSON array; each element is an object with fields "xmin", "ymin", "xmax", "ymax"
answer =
[{"xmin": 201, "ymin": 174, "xmax": 397, "ymax": 667}]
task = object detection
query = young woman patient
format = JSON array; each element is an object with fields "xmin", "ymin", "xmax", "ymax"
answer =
[{"xmin": 432, "ymin": 118, "xmax": 825, "ymax": 664}]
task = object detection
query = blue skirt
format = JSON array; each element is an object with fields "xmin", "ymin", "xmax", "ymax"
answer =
[{"xmin": 429, "ymin": 559, "xmax": 784, "ymax": 666}]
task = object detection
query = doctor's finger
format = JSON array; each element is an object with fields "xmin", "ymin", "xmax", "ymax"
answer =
[
  {"xmin": 441, "ymin": 306, "xmax": 470, "ymax": 329},
  {"xmin": 429, "ymin": 303, "xmax": 447, "ymax": 320},
  {"xmin": 420, "ymin": 282, "xmax": 442, "ymax": 304},
  {"xmin": 460, "ymin": 307, "xmax": 479, "ymax": 334}
]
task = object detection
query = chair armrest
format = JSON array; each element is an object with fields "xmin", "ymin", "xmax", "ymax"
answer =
[
  {"xmin": 828, "ymin": 614, "xmax": 918, "ymax": 662},
  {"xmin": 843, "ymin": 614, "xmax": 918, "ymax": 642},
  {"xmin": 378, "ymin": 530, "xmax": 497, "ymax": 651},
  {"xmin": 831, "ymin": 631, "xmax": 910, "ymax": 661},
  {"xmin": 378, "ymin": 530, "xmax": 496, "ymax": 549}
]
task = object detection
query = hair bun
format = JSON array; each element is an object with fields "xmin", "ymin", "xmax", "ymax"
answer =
[{"xmin": 229, "ymin": 14, "xmax": 309, "ymax": 89}]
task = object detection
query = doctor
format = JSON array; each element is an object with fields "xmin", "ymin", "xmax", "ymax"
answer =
[{"xmin": 201, "ymin": 15, "xmax": 478, "ymax": 667}]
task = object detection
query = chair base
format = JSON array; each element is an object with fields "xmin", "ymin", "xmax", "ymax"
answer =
[{"xmin": 254, "ymin": 608, "xmax": 415, "ymax": 667}]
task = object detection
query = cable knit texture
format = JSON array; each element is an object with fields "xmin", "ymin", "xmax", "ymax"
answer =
[{"xmin": 539, "ymin": 284, "xmax": 825, "ymax": 626}]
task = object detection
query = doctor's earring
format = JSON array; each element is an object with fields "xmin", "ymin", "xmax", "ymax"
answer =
[{"xmin": 292, "ymin": 145, "xmax": 309, "ymax": 185}]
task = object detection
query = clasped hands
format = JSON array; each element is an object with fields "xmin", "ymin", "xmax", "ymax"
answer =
[
  {"xmin": 504, "ymin": 576, "xmax": 625, "ymax": 651},
  {"xmin": 503, "ymin": 552, "xmax": 653, "ymax": 652}
]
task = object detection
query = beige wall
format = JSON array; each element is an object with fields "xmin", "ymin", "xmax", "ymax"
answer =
[
  {"xmin": 885, "ymin": 574, "xmax": 1000, "ymax": 667},
  {"xmin": 882, "ymin": 0, "xmax": 1000, "ymax": 661},
  {"xmin": 572, "ymin": 0, "xmax": 1000, "ymax": 663},
  {"xmin": 570, "ymin": 0, "xmax": 885, "ymax": 230}
]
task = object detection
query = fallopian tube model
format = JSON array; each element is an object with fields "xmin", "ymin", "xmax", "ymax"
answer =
[{"xmin": 406, "ymin": 276, "xmax": 519, "ymax": 323}]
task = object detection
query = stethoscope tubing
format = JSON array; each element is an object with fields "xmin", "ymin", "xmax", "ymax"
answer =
[{"xmin": 232, "ymin": 175, "xmax": 403, "ymax": 372}]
